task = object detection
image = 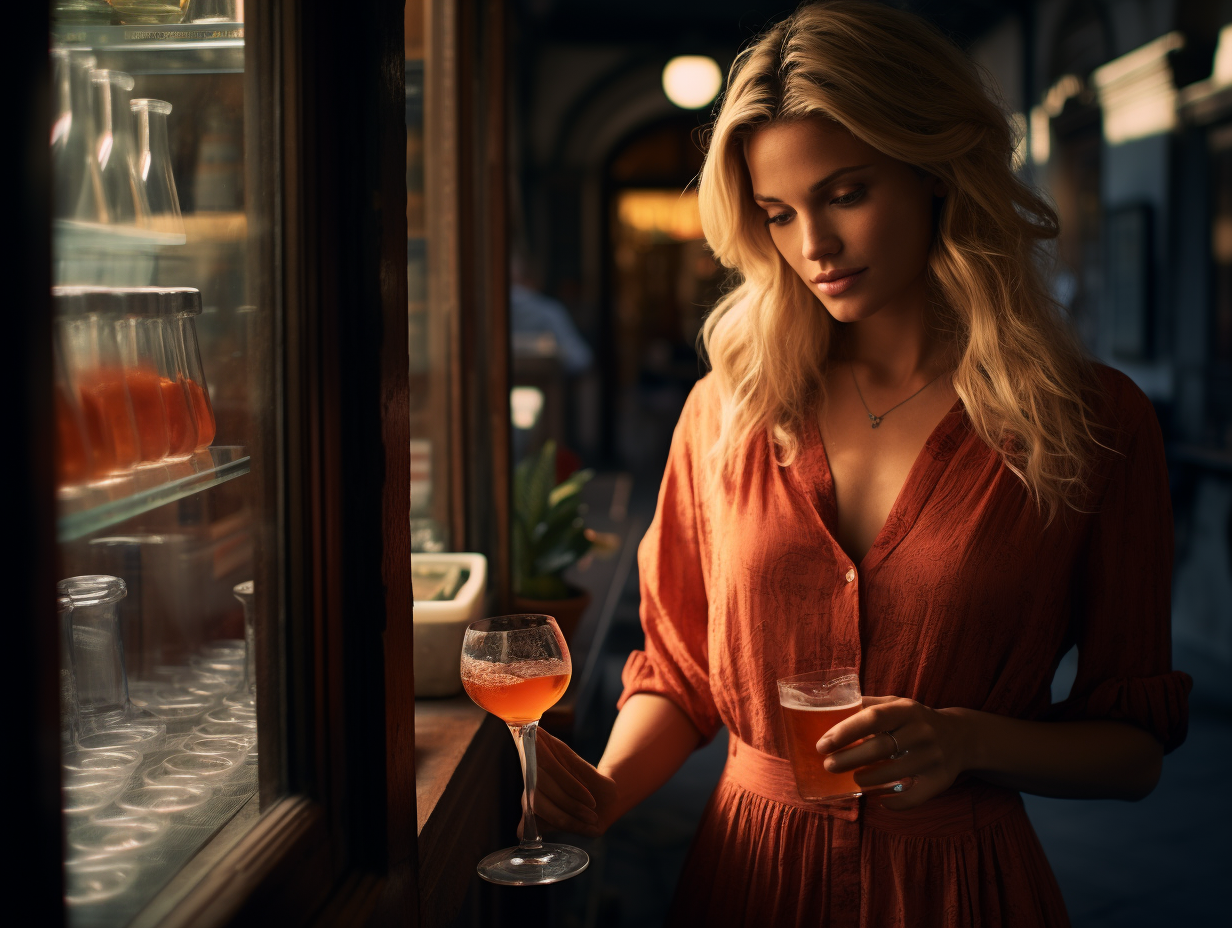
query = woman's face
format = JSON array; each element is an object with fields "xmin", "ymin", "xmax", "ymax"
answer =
[{"xmin": 745, "ymin": 117, "xmax": 944, "ymax": 324}]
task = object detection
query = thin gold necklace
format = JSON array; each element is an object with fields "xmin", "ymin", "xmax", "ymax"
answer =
[{"xmin": 849, "ymin": 363, "xmax": 944, "ymax": 429}]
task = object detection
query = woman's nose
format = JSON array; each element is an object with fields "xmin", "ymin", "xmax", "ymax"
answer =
[{"xmin": 800, "ymin": 218, "xmax": 840, "ymax": 262}]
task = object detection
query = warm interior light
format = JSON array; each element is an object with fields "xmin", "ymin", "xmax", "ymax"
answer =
[
  {"xmin": 510, "ymin": 386, "xmax": 545, "ymax": 431},
  {"xmin": 662, "ymin": 56, "xmax": 722, "ymax": 110},
  {"xmin": 617, "ymin": 189, "xmax": 704, "ymax": 241}
]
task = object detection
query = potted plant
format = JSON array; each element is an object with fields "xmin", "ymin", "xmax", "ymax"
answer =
[{"xmin": 512, "ymin": 440, "xmax": 595, "ymax": 642}]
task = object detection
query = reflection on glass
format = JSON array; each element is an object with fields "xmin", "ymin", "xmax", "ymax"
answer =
[{"xmin": 52, "ymin": 13, "xmax": 272, "ymax": 925}]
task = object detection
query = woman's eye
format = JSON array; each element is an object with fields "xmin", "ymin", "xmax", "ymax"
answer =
[
  {"xmin": 764, "ymin": 212, "xmax": 792, "ymax": 227},
  {"xmin": 832, "ymin": 188, "xmax": 865, "ymax": 206}
]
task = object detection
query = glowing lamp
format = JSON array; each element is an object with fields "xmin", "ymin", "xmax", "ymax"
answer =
[{"xmin": 662, "ymin": 56, "xmax": 722, "ymax": 110}]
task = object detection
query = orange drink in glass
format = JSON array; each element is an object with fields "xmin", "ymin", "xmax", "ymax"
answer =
[
  {"xmin": 460, "ymin": 614, "xmax": 589, "ymax": 886},
  {"xmin": 778, "ymin": 668, "xmax": 866, "ymax": 802}
]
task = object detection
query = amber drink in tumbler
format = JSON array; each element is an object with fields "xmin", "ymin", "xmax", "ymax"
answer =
[{"xmin": 778, "ymin": 668, "xmax": 865, "ymax": 802}]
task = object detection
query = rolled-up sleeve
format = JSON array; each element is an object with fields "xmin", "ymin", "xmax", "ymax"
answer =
[
  {"xmin": 618, "ymin": 386, "xmax": 722, "ymax": 743},
  {"xmin": 1052, "ymin": 384, "xmax": 1192, "ymax": 752}
]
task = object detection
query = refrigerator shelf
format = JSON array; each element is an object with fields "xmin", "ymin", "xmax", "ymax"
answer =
[
  {"xmin": 58, "ymin": 445, "xmax": 250, "ymax": 542},
  {"xmin": 52, "ymin": 22, "xmax": 244, "ymax": 75}
]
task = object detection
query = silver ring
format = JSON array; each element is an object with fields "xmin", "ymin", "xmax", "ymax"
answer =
[{"xmin": 882, "ymin": 730, "xmax": 904, "ymax": 759}]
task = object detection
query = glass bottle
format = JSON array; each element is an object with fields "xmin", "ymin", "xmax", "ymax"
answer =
[
  {"xmin": 54, "ymin": 287, "xmax": 142, "ymax": 477},
  {"xmin": 114, "ymin": 289, "xmax": 172, "ymax": 464},
  {"xmin": 90, "ymin": 69, "xmax": 149, "ymax": 225},
  {"xmin": 51, "ymin": 51, "xmax": 105, "ymax": 222},
  {"xmin": 130, "ymin": 99, "xmax": 183, "ymax": 235},
  {"xmin": 53, "ymin": 314, "xmax": 94, "ymax": 486},
  {"xmin": 165, "ymin": 288, "xmax": 216, "ymax": 449},
  {"xmin": 108, "ymin": 1, "xmax": 184, "ymax": 25}
]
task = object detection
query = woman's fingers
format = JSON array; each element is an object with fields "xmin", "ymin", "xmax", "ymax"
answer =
[
  {"xmin": 528, "ymin": 789, "xmax": 603, "ymax": 838},
  {"xmin": 815, "ymin": 697, "xmax": 911, "ymax": 753},
  {"xmin": 538, "ymin": 729, "xmax": 600, "ymax": 808},
  {"xmin": 824, "ymin": 730, "xmax": 904, "ymax": 771}
]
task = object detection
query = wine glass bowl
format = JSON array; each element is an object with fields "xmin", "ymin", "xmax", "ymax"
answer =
[{"xmin": 460, "ymin": 614, "xmax": 589, "ymax": 885}]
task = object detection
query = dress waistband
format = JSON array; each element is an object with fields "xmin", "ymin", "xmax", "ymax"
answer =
[{"xmin": 723, "ymin": 738, "xmax": 1023, "ymax": 837}]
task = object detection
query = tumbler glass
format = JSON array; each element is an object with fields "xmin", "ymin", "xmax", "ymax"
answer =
[
  {"xmin": 90, "ymin": 69, "xmax": 149, "ymax": 225},
  {"xmin": 59, "ymin": 595, "xmax": 80, "ymax": 746},
  {"xmin": 51, "ymin": 1, "xmax": 115, "ymax": 23},
  {"xmin": 59, "ymin": 575, "xmax": 131, "ymax": 731},
  {"xmin": 231, "ymin": 580, "xmax": 256, "ymax": 706},
  {"xmin": 54, "ymin": 286, "xmax": 141, "ymax": 476},
  {"xmin": 115, "ymin": 289, "xmax": 172, "ymax": 464},
  {"xmin": 777, "ymin": 668, "xmax": 865, "ymax": 802},
  {"xmin": 183, "ymin": 0, "xmax": 241, "ymax": 23},
  {"xmin": 58, "ymin": 574, "xmax": 168, "ymax": 748},
  {"xmin": 50, "ymin": 50, "xmax": 105, "ymax": 222},
  {"xmin": 108, "ymin": 1, "xmax": 185, "ymax": 25},
  {"xmin": 130, "ymin": 99, "xmax": 183, "ymax": 235}
]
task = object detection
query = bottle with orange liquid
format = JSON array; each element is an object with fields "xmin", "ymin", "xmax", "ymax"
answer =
[
  {"xmin": 54, "ymin": 287, "xmax": 141, "ymax": 478},
  {"xmin": 163, "ymin": 288, "xmax": 216, "ymax": 451},
  {"xmin": 460, "ymin": 614, "xmax": 589, "ymax": 886},
  {"xmin": 115, "ymin": 290, "xmax": 173, "ymax": 465}
]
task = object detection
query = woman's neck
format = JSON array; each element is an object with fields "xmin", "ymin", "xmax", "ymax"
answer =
[{"xmin": 837, "ymin": 278, "xmax": 953, "ymax": 387}]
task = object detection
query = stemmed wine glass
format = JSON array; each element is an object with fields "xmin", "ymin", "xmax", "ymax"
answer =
[{"xmin": 460, "ymin": 614, "xmax": 589, "ymax": 885}]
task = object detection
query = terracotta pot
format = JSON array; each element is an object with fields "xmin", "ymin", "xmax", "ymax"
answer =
[{"xmin": 512, "ymin": 587, "xmax": 592, "ymax": 645}]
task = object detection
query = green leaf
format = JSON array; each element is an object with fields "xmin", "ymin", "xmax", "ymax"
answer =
[
  {"xmin": 523, "ymin": 440, "xmax": 557, "ymax": 526},
  {"xmin": 547, "ymin": 468, "xmax": 594, "ymax": 508}
]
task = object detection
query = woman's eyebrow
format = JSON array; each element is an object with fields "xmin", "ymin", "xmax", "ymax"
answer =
[{"xmin": 752, "ymin": 164, "xmax": 873, "ymax": 203}]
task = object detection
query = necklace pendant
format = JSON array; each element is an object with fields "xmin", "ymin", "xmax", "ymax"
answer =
[{"xmin": 869, "ymin": 414, "xmax": 882, "ymax": 428}]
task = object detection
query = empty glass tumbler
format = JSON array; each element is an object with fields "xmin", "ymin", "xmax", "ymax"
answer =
[
  {"xmin": 108, "ymin": 1, "xmax": 185, "ymax": 25},
  {"xmin": 59, "ymin": 575, "xmax": 131, "ymax": 731},
  {"xmin": 130, "ymin": 99, "xmax": 183, "ymax": 235},
  {"xmin": 90, "ymin": 70, "xmax": 149, "ymax": 225},
  {"xmin": 59, "ymin": 595, "xmax": 80, "ymax": 746},
  {"xmin": 51, "ymin": 1, "xmax": 115, "ymax": 23}
]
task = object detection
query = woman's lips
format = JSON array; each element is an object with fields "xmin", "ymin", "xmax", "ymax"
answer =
[{"xmin": 813, "ymin": 268, "xmax": 866, "ymax": 296}]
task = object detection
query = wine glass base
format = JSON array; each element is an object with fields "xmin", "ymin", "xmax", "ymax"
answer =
[{"xmin": 476, "ymin": 843, "xmax": 589, "ymax": 885}]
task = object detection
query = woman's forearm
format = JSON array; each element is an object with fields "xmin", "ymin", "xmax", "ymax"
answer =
[
  {"xmin": 597, "ymin": 693, "xmax": 704, "ymax": 820},
  {"xmin": 945, "ymin": 708, "xmax": 1163, "ymax": 801}
]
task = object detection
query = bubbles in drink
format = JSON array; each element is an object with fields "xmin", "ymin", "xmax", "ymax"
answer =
[{"xmin": 460, "ymin": 657, "xmax": 571, "ymax": 723}]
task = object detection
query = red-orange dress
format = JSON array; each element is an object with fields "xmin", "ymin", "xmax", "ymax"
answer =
[{"xmin": 618, "ymin": 366, "xmax": 1191, "ymax": 928}]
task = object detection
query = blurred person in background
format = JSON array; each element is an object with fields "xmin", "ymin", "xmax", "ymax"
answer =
[{"xmin": 528, "ymin": 3, "xmax": 1190, "ymax": 926}]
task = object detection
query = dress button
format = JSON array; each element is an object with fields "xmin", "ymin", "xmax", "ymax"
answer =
[{"xmin": 845, "ymin": 567, "xmax": 855, "ymax": 583}]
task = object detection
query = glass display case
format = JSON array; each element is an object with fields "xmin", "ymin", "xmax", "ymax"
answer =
[
  {"xmin": 49, "ymin": 10, "xmax": 272, "ymax": 925},
  {"xmin": 19, "ymin": 0, "xmax": 507, "ymax": 923}
]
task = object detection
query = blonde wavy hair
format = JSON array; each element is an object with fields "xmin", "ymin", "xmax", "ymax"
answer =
[{"xmin": 698, "ymin": 0, "xmax": 1099, "ymax": 514}]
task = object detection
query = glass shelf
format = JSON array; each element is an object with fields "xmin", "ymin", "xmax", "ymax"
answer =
[
  {"xmin": 51, "ymin": 22, "xmax": 244, "ymax": 74},
  {"xmin": 58, "ymin": 445, "xmax": 250, "ymax": 542}
]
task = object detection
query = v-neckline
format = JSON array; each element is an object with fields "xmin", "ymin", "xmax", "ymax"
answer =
[{"xmin": 787, "ymin": 397, "xmax": 967, "ymax": 571}]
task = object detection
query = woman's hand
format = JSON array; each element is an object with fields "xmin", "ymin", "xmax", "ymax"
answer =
[
  {"xmin": 527, "ymin": 727, "xmax": 619, "ymax": 838},
  {"xmin": 815, "ymin": 695, "xmax": 971, "ymax": 811}
]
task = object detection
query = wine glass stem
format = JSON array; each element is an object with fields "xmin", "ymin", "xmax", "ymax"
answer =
[{"xmin": 510, "ymin": 720, "xmax": 542, "ymax": 849}]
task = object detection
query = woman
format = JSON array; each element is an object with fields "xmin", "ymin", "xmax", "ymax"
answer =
[{"xmin": 533, "ymin": 3, "xmax": 1191, "ymax": 925}]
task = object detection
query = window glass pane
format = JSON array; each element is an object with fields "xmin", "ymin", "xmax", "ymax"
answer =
[
  {"xmin": 50, "ymin": 5, "xmax": 278, "ymax": 922},
  {"xmin": 407, "ymin": 0, "xmax": 453, "ymax": 554}
]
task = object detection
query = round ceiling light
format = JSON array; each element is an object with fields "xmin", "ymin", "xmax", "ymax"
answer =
[{"xmin": 662, "ymin": 55, "xmax": 722, "ymax": 110}]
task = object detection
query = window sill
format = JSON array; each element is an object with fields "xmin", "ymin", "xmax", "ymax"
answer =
[{"xmin": 414, "ymin": 695, "xmax": 505, "ymax": 924}]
